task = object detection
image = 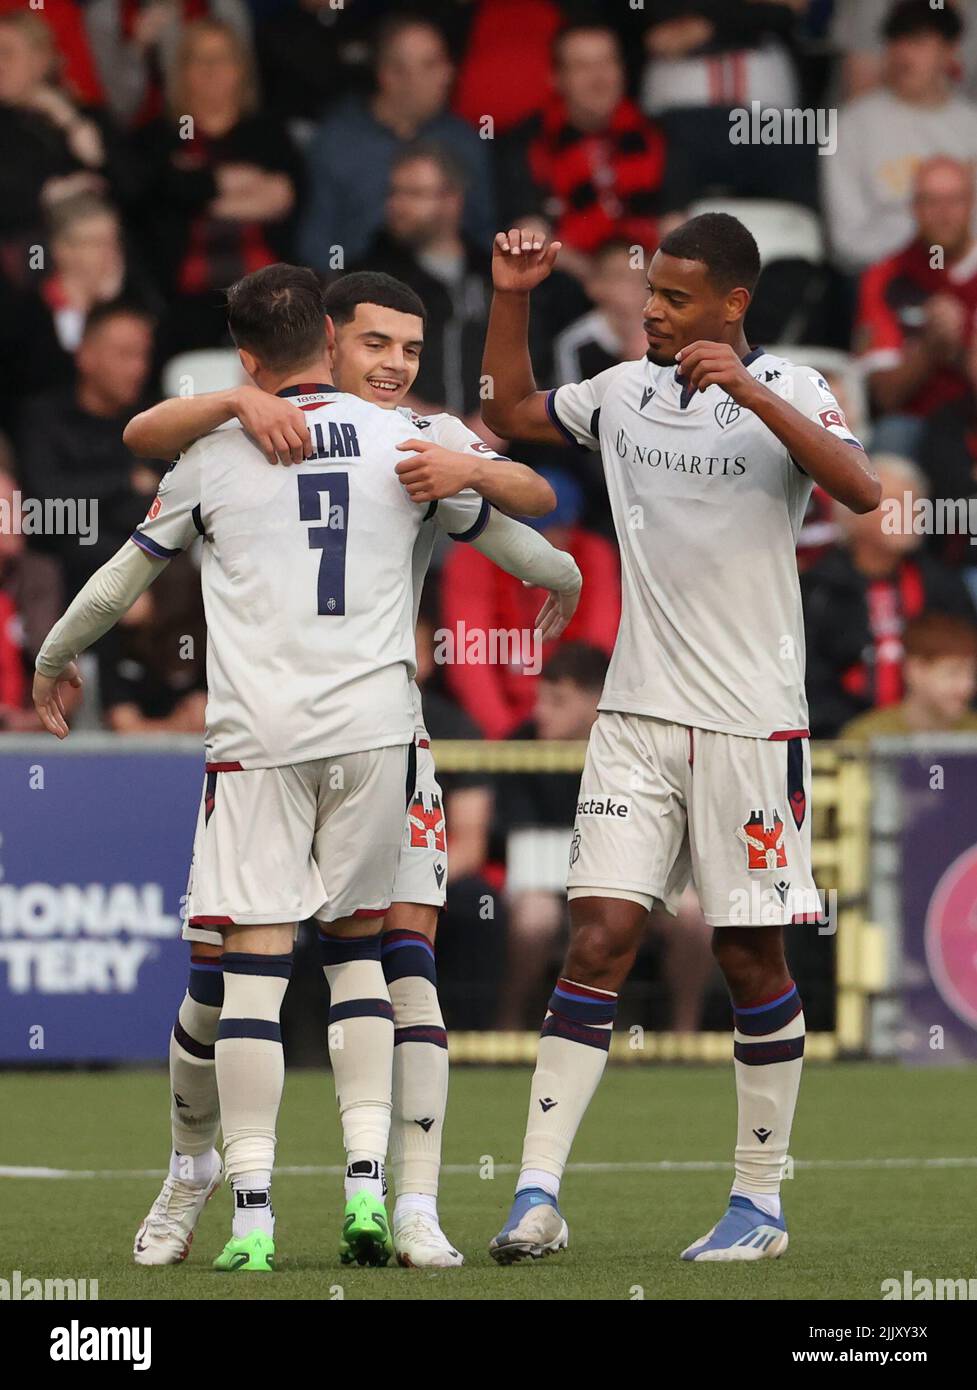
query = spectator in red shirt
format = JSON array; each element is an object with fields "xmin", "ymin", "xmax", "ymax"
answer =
[
  {"xmin": 857, "ymin": 156, "xmax": 977, "ymax": 459},
  {"xmin": 440, "ymin": 468, "xmax": 621, "ymax": 738},
  {"xmin": 496, "ymin": 21, "xmax": 684, "ymax": 280}
]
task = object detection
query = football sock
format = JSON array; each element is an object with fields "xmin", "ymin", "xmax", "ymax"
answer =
[
  {"xmin": 344, "ymin": 1158, "xmax": 386, "ymax": 1203},
  {"xmin": 730, "ymin": 981, "xmax": 805, "ymax": 1215},
  {"xmin": 231, "ymin": 1169, "xmax": 274, "ymax": 1239},
  {"xmin": 169, "ymin": 956, "xmax": 222, "ymax": 1159},
  {"xmin": 320, "ymin": 930, "xmax": 394, "ymax": 1182},
  {"xmin": 393, "ymin": 1192, "xmax": 438, "ymax": 1223},
  {"xmin": 382, "ymin": 929, "xmax": 448, "ymax": 1204},
  {"xmin": 517, "ymin": 978, "xmax": 618, "ymax": 1196},
  {"xmin": 215, "ymin": 952, "xmax": 292, "ymax": 1186},
  {"xmin": 169, "ymin": 1146, "xmax": 220, "ymax": 1187}
]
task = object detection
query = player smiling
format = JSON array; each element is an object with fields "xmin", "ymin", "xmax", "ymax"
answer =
[
  {"xmin": 480, "ymin": 214, "xmax": 880, "ymax": 1264},
  {"xmin": 119, "ymin": 271, "xmax": 582, "ymax": 1270}
]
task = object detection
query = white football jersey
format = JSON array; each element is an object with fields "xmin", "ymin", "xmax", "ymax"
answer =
[
  {"xmin": 131, "ymin": 385, "xmax": 490, "ymax": 768},
  {"xmin": 549, "ymin": 350, "xmax": 865, "ymax": 739},
  {"xmin": 398, "ymin": 408, "xmax": 510, "ymax": 740}
]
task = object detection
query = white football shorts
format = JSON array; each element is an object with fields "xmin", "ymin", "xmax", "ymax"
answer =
[{"xmin": 566, "ymin": 711, "xmax": 819, "ymax": 927}]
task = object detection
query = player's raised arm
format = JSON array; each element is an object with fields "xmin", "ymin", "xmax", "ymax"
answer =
[
  {"xmin": 124, "ymin": 385, "xmax": 311, "ymax": 466},
  {"xmin": 480, "ymin": 229, "xmax": 565, "ymax": 444},
  {"xmin": 676, "ymin": 341, "xmax": 882, "ymax": 515}
]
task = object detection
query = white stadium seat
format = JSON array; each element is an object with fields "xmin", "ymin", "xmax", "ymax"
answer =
[
  {"xmin": 688, "ymin": 197, "xmax": 825, "ymax": 266},
  {"xmin": 161, "ymin": 348, "xmax": 246, "ymax": 401}
]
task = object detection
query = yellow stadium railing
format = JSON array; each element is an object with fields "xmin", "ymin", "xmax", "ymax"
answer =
[{"xmin": 431, "ymin": 740, "xmax": 876, "ymax": 1062}]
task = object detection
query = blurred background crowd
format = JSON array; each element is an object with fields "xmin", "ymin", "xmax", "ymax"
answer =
[{"xmin": 2, "ymin": 0, "xmax": 977, "ymax": 1032}]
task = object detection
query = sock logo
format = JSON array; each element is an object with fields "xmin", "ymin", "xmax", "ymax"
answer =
[
  {"xmin": 539, "ymin": 1097, "xmax": 558, "ymax": 1113},
  {"xmin": 173, "ymin": 1092, "xmax": 188, "ymax": 1109},
  {"xmin": 236, "ymin": 1189, "xmax": 270, "ymax": 1208},
  {"xmin": 753, "ymin": 1126, "xmax": 772, "ymax": 1144},
  {"xmin": 414, "ymin": 1117, "xmax": 435, "ymax": 1132}
]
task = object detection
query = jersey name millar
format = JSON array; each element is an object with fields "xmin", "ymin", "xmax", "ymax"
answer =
[
  {"xmin": 400, "ymin": 407, "xmax": 510, "ymax": 740},
  {"xmin": 549, "ymin": 350, "xmax": 865, "ymax": 739},
  {"xmin": 131, "ymin": 385, "xmax": 490, "ymax": 768}
]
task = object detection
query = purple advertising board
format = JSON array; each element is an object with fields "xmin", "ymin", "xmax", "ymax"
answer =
[
  {"xmin": 0, "ymin": 739, "xmax": 203, "ymax": 1063},
  {"xmin": 896, "ymin": 749, "xmax": 977, "ymax": 1061}
]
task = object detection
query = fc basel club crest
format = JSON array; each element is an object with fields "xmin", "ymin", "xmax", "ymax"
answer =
[
  {"xmin": 924, "ymin": 843, "xmax": 977, "ymax": 1028},
  {"xmin": 408, "ymin": 792, "xmax": 446, "ymax": 852},
  {"xmin": 714, "ymin": 395, "xmax": 742, "ymax": 429},
  {"xmin": 737, "ymin": 809, "xmax": 787, "ymax": 870}
]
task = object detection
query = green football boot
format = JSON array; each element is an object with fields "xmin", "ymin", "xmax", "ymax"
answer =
[
  {"xmin": 340, "ymin": 1192, "xmax": 393, "ymax": 1267},
  {"xmin": 212, "ymin": 1231, "xmax": 276, "ymax": 1272}
]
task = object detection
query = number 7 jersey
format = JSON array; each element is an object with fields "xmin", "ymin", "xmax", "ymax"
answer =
[{"xmin": 131, "ymin": 384, "xmax": 490, "ymax": 768}]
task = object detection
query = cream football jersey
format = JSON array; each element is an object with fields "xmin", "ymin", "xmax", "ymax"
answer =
[
  {"xmin": 131, "ymin": 385, "xmax": 490, "ymax": 768},
  {"xmin": 399, "ymin": 407, "xmax": 509, "ymax": 739},
  {"xmin": 548, "ymin": 350, "xmax": 865, "ymax": 739}
]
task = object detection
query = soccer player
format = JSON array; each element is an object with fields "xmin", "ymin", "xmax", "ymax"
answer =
[
  {"xmin": 480, "ymin": 215, "xmax": 880, "ymax": 1263},
  {"xmin": 119, "ymin": 272, "xmax": 583, "ymax": 1268},
  {"xmin": 32, "ymin": 264, "xmax": 570, "ymax": 1273}
]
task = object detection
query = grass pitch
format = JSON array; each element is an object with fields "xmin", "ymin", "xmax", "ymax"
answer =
[{"xmin": 2, "ymin": 1064, "xmax": 974, "ymax": 1300}]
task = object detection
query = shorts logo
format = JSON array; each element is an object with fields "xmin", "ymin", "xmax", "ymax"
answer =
[
  {"xmin": 433, "ymin": 863, "xmax": 445, "ymax": 889},
  {"xmin": 737, "ymin": 808, "xmax": 787, "ymax": 870},
  {"xmin": 576, "ymin": 796, "xmax": 632, "ymax": 820},
  {"xmin": 408, "ymin": 793, "xmax": 446, "ymax": 852}
]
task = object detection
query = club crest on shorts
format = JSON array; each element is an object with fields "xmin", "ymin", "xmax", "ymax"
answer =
[
  {"xmin": 737, "ymin": 808, "xmax": 788, "ymax": 870},
  {"xmin": 408, "ymin": 792, "xmax": 446, "ymax": 852}
]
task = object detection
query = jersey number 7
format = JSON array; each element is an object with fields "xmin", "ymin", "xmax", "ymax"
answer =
[{"xmin": 298, "ymin": 473, "xmax": 349, "ymax": 615}]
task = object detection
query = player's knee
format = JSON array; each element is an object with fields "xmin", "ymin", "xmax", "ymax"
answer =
[
  {"xmin": 564, "ymin": 921, "xmax": 633, "ymax": 985},
  {"xmin": 713, "ymin": 928, "xmax": 787, "ymax": 1001}
]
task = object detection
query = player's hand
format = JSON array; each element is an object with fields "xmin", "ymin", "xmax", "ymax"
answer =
[
  {"xmin": 492, "ymin": 229, "xmax": 562, "ymax": 293},
  {"xmin": 233, "ymin": 384, "xmax": 310, "ymax": 465},
  {"xmin": 675, "ymin": 341, "xmax": 762, "ymax": 404},
  {"xmin": 534, "ymin": 587, "xmax": 579, "ymax": 642},
  {"xmin": 395, "ymin": 439, "xmax": 475, "ymax": 502},
  {"xmin": 32, "ymin": 661, "xmax": 83, "ymax": 739}
]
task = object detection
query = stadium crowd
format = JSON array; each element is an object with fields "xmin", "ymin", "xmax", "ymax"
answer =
[{"xmin": 3, "ymin": 0, "xmax": 977, "ymax": 1029}]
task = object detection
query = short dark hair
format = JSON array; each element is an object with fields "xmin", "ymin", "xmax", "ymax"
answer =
[
  {"xmin": 904, "ymin": 611, "xmax": 977, "ymax": 662},
  {"xmin": 374, "ymin": 12, "xmax": 447, "ymax": 67},
  {"xmin": 82, "ymin": 298, "xmax": 154, "ymax": 341},
  {"xmin": 884, "ymin": 0, "xmax": 963, "ymax": 43},
  {"xmin": 659, "ymin": 213, "xmax": 761, "ymax": 293},
  {"xmin": 541, "ymin": 642, "xmax": 608, "ymax": 692},
  {"xmin": 390, "ymin": 140, "xmax": 467, "ymax": 194},
  {"xmin": 324, "ymin": 272, "xmax": 427, "ymax": 329},
  {"xmin": 552, "ymin": 20, "xmax": 620, "ymax": 66},
  {"xmin": 225, "ymin": 263, "xmax": 327, "ymax": 371}
]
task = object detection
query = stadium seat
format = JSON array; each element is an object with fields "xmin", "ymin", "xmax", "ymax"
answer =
[
  {"xmin": 687, "ymin": 199, "xmax": 828, "ymax": 346},
  {"xmin": 161, "ymin": 349, "xmax": 245, "ymax": 401},
  {"xmin": 687, "ymin": 197, "xmax": 825, "ymax": 267}
]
